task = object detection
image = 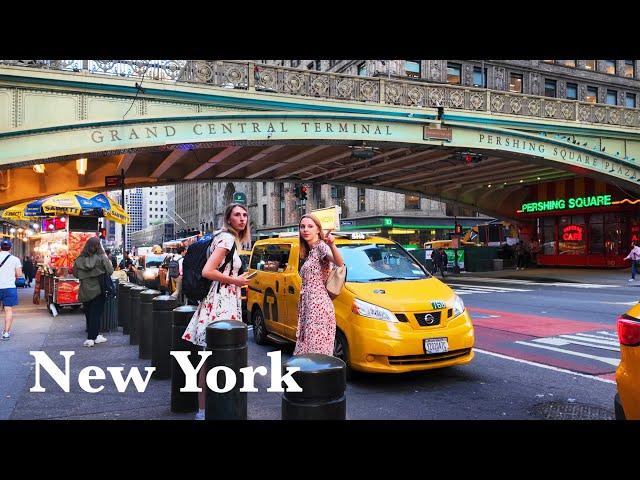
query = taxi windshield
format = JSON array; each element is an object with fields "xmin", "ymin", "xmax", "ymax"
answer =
[{"xmin": 337, "ymin": 243, "xmax": 429, "ymax": 282}]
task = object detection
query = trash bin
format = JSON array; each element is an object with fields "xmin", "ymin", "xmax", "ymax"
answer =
[
  {"xmin": 492, "ymin": 258, "xmax": 504, "ymax": 271},
  {"xmin": 100, "ymin": 294, "xmax": 118, "ymax": 333}
]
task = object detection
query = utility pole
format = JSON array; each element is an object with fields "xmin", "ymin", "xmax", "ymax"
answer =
[{"xmin": 121, "ymin": 168, "xmax": 126, "ymax": 253}]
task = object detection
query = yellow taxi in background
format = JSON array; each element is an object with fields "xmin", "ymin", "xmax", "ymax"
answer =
[
  {"xmin": 615, "ymin": 305, "xmax": 640, "ymax": 419},
  {"xmin": 246, "ymin": 233, "xmax": 474, "ymax": 374},
  {"xmin": 239, "ymin": 249, "xmax": 252, "ymax": 324}
]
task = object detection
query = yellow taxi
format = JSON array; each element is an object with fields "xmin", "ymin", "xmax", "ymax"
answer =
[
  {"xmin": 615, "ymin": 304, "xmax": 640, "ymax": 420},
  {"xmin": 239, "ymin": 249, "xmax": 252, "ymax": 324},
  {"xmin": 247, "ymin": 233, "xmax": 474, "ymax": 374}
]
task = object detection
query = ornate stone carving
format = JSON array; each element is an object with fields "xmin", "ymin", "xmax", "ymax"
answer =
[
  {"xmin": 224, "ymin": 66, "xmax": 245, "ymax": 86},
  {"xmin": 360, "ymin": 81, "xmax": 377, "ymax": 101},
  {"xmin": 385, "ymin": 84, "xmax": 401, "ymax": 104},
  {"xmin": 609, "ymin": 109, "xmax": 620, "ymax": 124},
  {"xmin": 495, "ymin": 68, "xmax": 505, "ymax": 90},
  {"xmin": 594, "ymin": 107, "xmax": 606, "ymax": 123},
  {"xmin": 531, "ymin": 74, "xmax": 540, "ymax": 96},
  {"xmin": 528, "ymin": 99, "xmax": 540, "ymax": 116},
  {"xmin": 430, "ymin": 61, "xmax": 442, "ymax": 82},
  {"xmin": 428, "ymin": 87, "xmax": 445, "ymax": 107},
  {"xmin": 285, "ymin": 73, "xmax": 304, "ymax": 93},
  {"xmin": 257, "ymin": 69, "xmax": 276, "ymax": 89},
  {"xmin": 470, "ymin": 93, "xmax": 484, "ymax": 110},
  {"xmin": 464, "ymin": 64, "xmax": 472, "ymax": 86},
  {"xmin": 449, "ymin": 90, "xmax": 464, "ymax": 108},
  {"xmin": 578, "ymin": 105, "xmax": 591, "ymax": 121},
  {"xmin": 624, "ymin": 110, "xmax": 634, "ymax": 125},
  {"xmin": 491, "ymin": 94, "xmax": 505, "ymax": 112},
  {"xmin": 336, "ymin": 78, "xmax": 353, "ymax": 98},
  {"xmin": 407, "ymin": 86, "xmax": 424, "ymax": 105},
  {"xmin": 561, "ymin": 103, "xmax": 573, "ymax": 119},
  {"xmin": 194, "ymin": 62, "xmax": 214, "ymax": 83},
  {"xmin": 509, "ymin": 97, "xmax": 522, "ymax": 114},
  {"xmin": 544, "ymin": 102, "xmax": 557, "ymax": 117}
]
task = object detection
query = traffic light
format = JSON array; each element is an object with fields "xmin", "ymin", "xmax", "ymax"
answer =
[
  {"xmin": 98, "ymin": 221, "xmax": 107, "ymax": 239},
  {"xmin": 454, "ymin": 223, "xmax": 463, "ymax": 235},
  {"xmin": 300, "ymin": 185, "xmax": 308, "ymax": 200}
]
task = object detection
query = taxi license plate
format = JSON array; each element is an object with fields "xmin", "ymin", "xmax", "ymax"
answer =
[{"xmin": 424, "ymin": 337, "xmax": 448, "ymax": 354}]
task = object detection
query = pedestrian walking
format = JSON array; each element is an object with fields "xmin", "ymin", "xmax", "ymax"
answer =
[
  {"xmin": 430, "ymin": 248, "xmax": 441, "ymax": 276},
  {"xmin": 22, "ymin": 256, "xmax": 35, "ymax": 287},
  {"xmin": 0, "ymin": 240, "xmax": 22, "ymax": 340},
  {"xmin": 624, "ymin": 241, "xmax": 640, "ymax": 281},
  {"xmin": 73, "ymin": 237, "xmax": 114, "ymax": 347},
  {"xmin": 437, "ymin": 247, "xmax": 448, "ymax": 278},
  {"xmin": 515, "ymin": 241, "xmax": 526, "ymax": 270},
  {"xmin": 294, "ymin": 214, "xmax": 344, "ymax": 356},
  {"xmin": 105, "ymin": 249, "xmax": 117, "ymax": 270},
  {"xmin": 182, "ymin": 203, "xmax": 251, "ymax": 420}
]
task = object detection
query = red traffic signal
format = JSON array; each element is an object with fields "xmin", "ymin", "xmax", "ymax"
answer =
[{"xmin": 300, "ymin": 185, "xmax": 308, "ymax": 200}]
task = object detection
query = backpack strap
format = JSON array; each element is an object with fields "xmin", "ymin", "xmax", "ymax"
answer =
[
  {"xmin": 216, "ymin": 243, "xmax": 237, "ymax": 293},
  {"xmin": 0, "ymin": 253, "xmax": 13, "ymax": 269}
]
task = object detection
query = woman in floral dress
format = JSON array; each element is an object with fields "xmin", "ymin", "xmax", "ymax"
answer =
[
  {"xmin": 182, "ymin": 203, "xmax": 251, "ymax": 419},
  {"xmin": 294, "ymin": 214, "xmax": 344, "ymax": 356}
]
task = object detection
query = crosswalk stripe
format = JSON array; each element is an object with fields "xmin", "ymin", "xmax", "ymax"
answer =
[
  {"xmin": 515, "ymin": 340, "xmax": 620, "ymax": 366},
  {"xmin": 573, "ymin": 332, "xmax": 620, "ymax": 344}
]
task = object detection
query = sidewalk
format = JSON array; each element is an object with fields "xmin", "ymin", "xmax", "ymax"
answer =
[
  {"xmin": 452, "ymin": 266, "xmax": 634, "ymax": 285},
  {"xmin": 0, "ymin": 287, "xmax": 281, "ymax": 420}
]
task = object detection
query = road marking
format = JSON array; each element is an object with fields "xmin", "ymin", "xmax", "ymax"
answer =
[
  {"xmin": 474, "ymin": 348, "xmax": 616, "ymax": 384},
  {"xmin": 571, "ymin": 332, "xmax": 620, "ymax": 346},
  {"xmin": 597, "ymin": 301, "xmax": 637, "ymax": 306},
  {"xmin": 454, "ymin": 277, "xmax": 619, "ymax": 288},
  {"xmin": 515, "ymin": 340, "xmax": 620, "ymax": 367},
  {"xmin": 448, "ymin": 283, "xmax": 533, "ymax": 292}
]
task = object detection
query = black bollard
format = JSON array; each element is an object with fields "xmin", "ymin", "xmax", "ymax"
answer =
[
  {"xmin": 171, "ymin": 305, "xmax": 199, "ymax": 413},
  {"xmin": 205, "ymin": 320, "xmax": 248, "ymax": 420},
  {"xmin": 139, "ymin": 289, "xmax": 161, "ymax": 360},
  {"xmin": 119, "ymin": 283, "xmax": 134, "ymax": 334},
  {"xmin": 128, "ymin": 286, "xmax": 146, "ymax": 345},
  {"xmin": 281, "ymin": 354, "xmax": 346, "ymax": 420},
  {"xmin": 151, "ymin": 295, "xmax": 178, "ymax": 378}
]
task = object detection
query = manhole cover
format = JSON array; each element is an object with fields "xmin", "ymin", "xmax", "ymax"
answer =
[{"xmin": 532, "ymin": 402, "xmax": 614, "ymax": 420}]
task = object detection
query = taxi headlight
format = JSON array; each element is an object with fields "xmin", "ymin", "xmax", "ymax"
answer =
[
  {"xmin": 452, "ymin": 294, "xmax": 465, "ymax": 317},
  {"xmin": 352, "ymin": 299, "xmax": 398, "ymax": 323}
]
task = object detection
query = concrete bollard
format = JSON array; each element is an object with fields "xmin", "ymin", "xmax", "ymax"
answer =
[
  {"xmin": 151, "ymin": 295, "xmax": 178, "ymax": 379},
  {"xmin": 118, "ymin": 283, "xmax": 134, "ymax": 334},
  {"xmin": 128, "ymin": 285, "xmax": 146, "ymax": 345},
  {"xmin": 205, "ymin": 320, "xmax": 247, "ymax": 420},
  {"xmin": 281, "ymin": 354, "xmax": 346, "ymax": 420},
  {"xmin": 171, "ymin": 305, "xmax": 199, "ymax": 413},
  {"xmin": 139, "ymin": 289, "xmax": 161, "ymax": 360}
]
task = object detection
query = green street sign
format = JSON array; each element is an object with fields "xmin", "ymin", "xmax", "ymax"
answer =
[{"xmin": 233, "ymin": 192, "xmax": 247, "ymax": 205}]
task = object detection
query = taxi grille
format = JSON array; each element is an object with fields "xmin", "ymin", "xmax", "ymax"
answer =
[
  {"xmin": 415, "ymin": 312, "xmax": 441, "ymax": 327},
  {"xmin": 388, "ymin": 348, "xmax": 472, "ymax": 365}
]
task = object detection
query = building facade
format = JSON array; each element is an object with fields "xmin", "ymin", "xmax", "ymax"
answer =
[
  {"xmin": 142, "ymin": 186, "xmax": 170, "ymax": 229},
  {"xmin": 263, "ymin": 60, "xmax": 640, "ymax": 107}
]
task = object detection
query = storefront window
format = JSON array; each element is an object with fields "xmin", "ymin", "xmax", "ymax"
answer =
[
  {"xmin": 604, "ymin": 213, "xmax": 625, "ymax": 256},
  {"xmin": 542, "ymin": 217, "xmax": 556, "ymax": 254},
  {"xmin": 559, "ymin": 215, "xmax": 586, "ymax": 255},
  {"xmin": 589, "ymin": 214, "xmax": 604, "ymax": 254}
]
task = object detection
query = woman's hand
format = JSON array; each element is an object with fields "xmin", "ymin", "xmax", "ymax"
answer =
[
  {"xmin": 325, "ymin": 229, "xmax": 335, "ymax": 246},
  {"xmin": 231, "ymin": 272, "xmax": 251, "ymax": 287}
]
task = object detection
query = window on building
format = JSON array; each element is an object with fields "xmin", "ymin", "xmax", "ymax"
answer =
[
  {"xmin": 544, "ymin": 79, "xmax": 557, "ymax": 98},
  {"xmin": 600, "ymin": 60, "xmax": 615, "ymax": 74},
  {"xmin": 472, "ymin": 67, "xmax": 486, "ymax": 87},
  {"xmin": 292, "ymin": 60, "xmax": 300, "ymax": 68},
  {"xmin": 566, "ymin": 83, "xmax": 578, "ymax": 100},
  {"xmin": 558, "ymin": 60, "xmax": 576, "ymax": 67},
  {"xmin": 314, "ymin": 60, "xmax": 321, "ymax": 70},
  {"xmin": 509, "ymin": 73, "xmax": 523, "ymax": 93},
  {"xmin": 606, "ymin": 89, "xmax": 617, "ymax": 105},
  {"xmin": 585, "ymin": 86, "xmax": 598, "ymax": 103},
  {"xmin": 623, "ymin": 60, "xmax": 635, "ymax": 78},
  {"xmin": 357, "ymin": 188, "xmax": 366, "ymax": 211},
  {"xmin": 262, "ymin": 204, "xmax": 267, "ymax": 225},
  {"xmin": 584, "ymin": 60, "xmax": 596, "ymax": 71},
  {"xmin": 626, "ymin": 93, "xmax": 636, "ymax": 108},
  {"xmin": 331, "ymin": 185, "xmax": 345, "ymax": 199},
  {"xmin": 405, "ymin": 60, "xmax": 421, "ymax": 78},
  {"xmin": 405, "ymin": 195, "xmax": 421, "ymax": 210},
  {"xmin": 447, "ymin": 63, "xmax": 461, "ymax": 84},
  {"xmin": 261, "ymin": 182, "xmax": 267, "ymax": 196},
  {"xmin": 357, "ymin": 62, "xmax": 366, "ymax": 76}
]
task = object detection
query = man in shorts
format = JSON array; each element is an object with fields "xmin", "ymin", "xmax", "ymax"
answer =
[{"xmin": 0, "ymin": 239, "xmax": 23, "ymax": 340}]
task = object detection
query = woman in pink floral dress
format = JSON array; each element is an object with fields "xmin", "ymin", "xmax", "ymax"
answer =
[
  {"xmin": 294, "ymin": 214, "xmax": 344, "ymax": 356},
  {"xmin": 182, "ymin": 203, "xmax": 251, "ymax": 419}
]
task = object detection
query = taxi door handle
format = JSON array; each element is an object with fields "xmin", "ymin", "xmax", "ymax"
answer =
[
  {"xmin": 276, "ymin": 281, "xmax": 279, "ymax": 292},
  {"xmin": 288, "ymin": 286, "xmax": 295, "ymax": 294}
]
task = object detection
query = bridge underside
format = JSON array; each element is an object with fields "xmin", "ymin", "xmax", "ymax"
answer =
[{"xmin": 0, "ymin": 141, "xmax": 580, "ymax": 220}]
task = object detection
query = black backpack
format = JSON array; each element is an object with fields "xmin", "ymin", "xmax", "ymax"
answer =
[
  {"xmin": 182, "ymin": 232, "xmax": 236, "ymax": 303},
  {"xmin": 167, "ymin": 257, "xmax": 181, "ymax": 278}
]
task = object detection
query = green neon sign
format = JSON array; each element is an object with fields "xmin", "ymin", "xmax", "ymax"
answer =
[
  {"xmin": 382, "ymin": 217, "xmax": 393, "ymax": 227},
  {"xmin": 520, "ymin": 195, "xmax": 612, "ymax": 213}
]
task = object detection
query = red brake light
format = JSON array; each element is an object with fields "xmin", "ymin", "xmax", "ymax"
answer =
[{"xmin": 617, "ymin": 316, "xmax": 640, "ymax": 346}]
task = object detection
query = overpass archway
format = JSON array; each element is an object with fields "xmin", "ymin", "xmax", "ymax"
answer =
[{"xmin": 1, "ymin": 111, "xmax": 640, "ymax": 221}]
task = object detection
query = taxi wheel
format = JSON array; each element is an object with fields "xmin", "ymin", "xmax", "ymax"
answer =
[
  {"xmin": 252, "ymin": 308, "xmax": 268, "ymax": 345},
  {"xmin": 334, "ymin": 331, "xmax": 354, "ymax": 380}
]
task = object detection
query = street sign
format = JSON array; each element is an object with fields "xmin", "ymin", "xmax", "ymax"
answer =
[
  {"xmin": 105, "ymin": 175, "xmax": 124, "ymax": 188},
  {"xmin": 233, "ymin": 192, "xmax": 247, "ymax": 205},
  {"xmin": 340, "ymin": 220, "xmax": 354, "ymax": 226},
  {"xmin": 423, "ymin": 126, "xmax": 452, "ymax": 142}
]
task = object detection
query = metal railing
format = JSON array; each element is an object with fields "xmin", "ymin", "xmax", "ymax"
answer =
[{"xmin": 1, "ymin": 60, "xmax": 640, "ymax": 128}]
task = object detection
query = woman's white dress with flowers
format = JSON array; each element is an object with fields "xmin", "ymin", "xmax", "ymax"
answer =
[{"xmin": 182, "ymin": 232, "xmax": 242, "ymax": 347}]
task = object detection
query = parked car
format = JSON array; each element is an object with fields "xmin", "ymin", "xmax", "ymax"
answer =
[
  {"xmin": 615, "ymin": 304, "xmax": 640, "ymax": 419},
  {"xmin": 246, "ymin": 233, "xmax": 474, "ymax": 374}
]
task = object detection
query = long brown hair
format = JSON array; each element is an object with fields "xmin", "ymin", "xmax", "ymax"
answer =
[
  {"xmin": 298, "ymin": 214, "xmax": 325, "ymax": 260},
  {"xmin": 80, "ymin": 236, "xmax": 104, "ymax": 257},
  {"xmin": 223, "ymin": 203, "xmax": 250, "ymax": 247}
]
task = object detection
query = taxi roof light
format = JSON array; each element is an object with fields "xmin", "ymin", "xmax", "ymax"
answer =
[{"xmin": 617, "ymin": 316, "xmax": 640, "ymax": 346}]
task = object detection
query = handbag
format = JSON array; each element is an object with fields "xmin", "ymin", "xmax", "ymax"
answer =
[{"xmin": 325, "ymin": 264, "xmax": 347, "ymax": 299}]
